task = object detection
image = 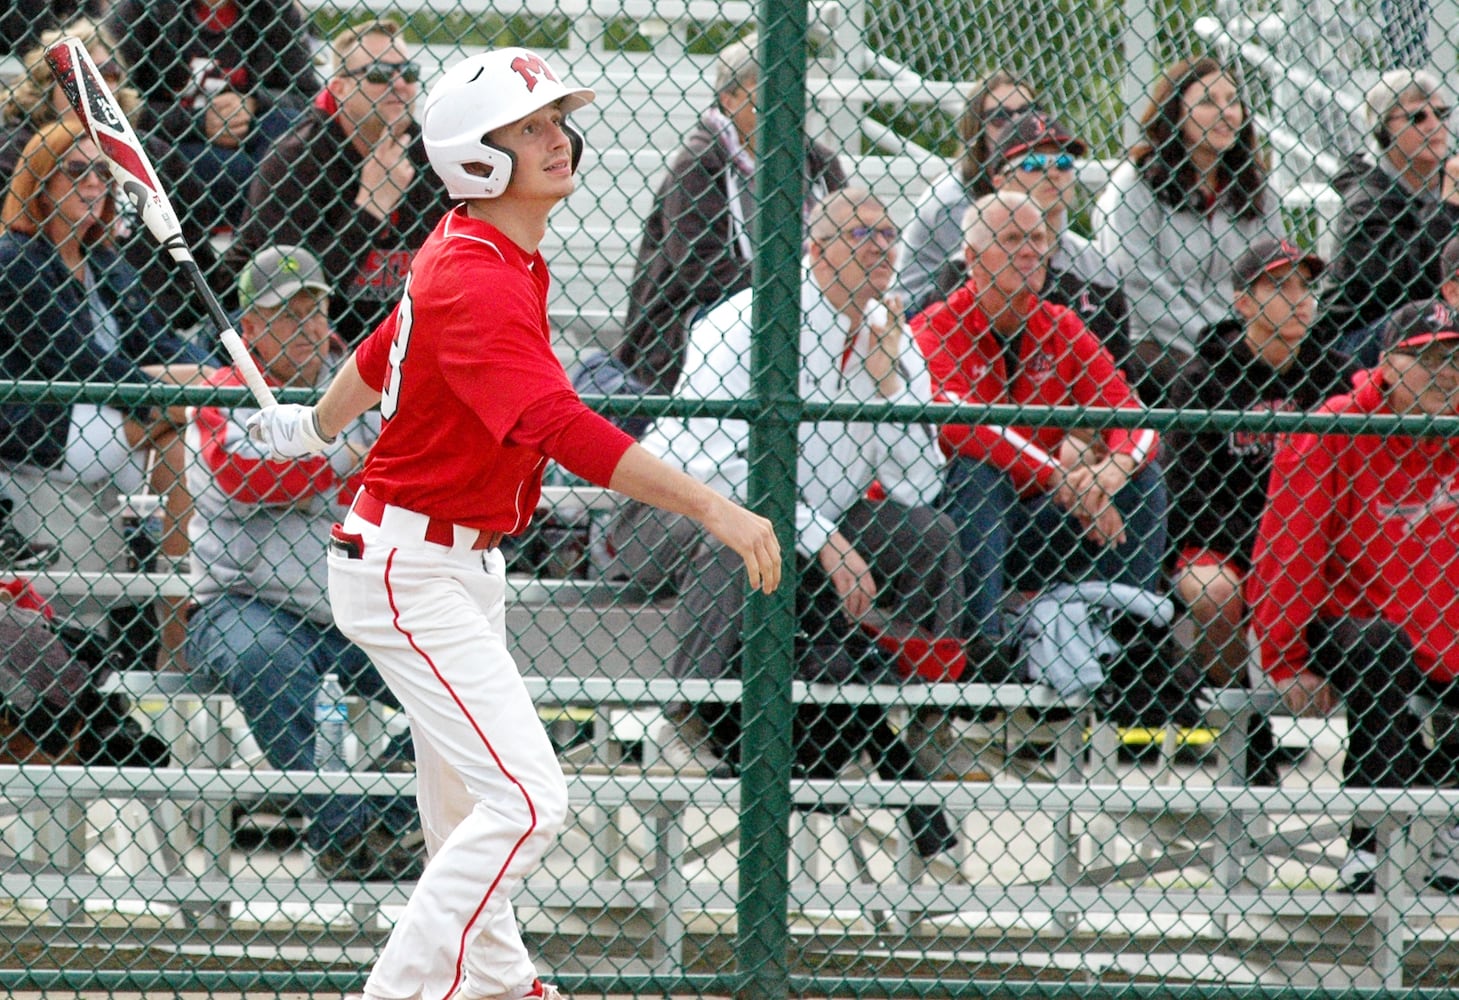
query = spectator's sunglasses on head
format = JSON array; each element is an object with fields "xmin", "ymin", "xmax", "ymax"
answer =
[
  {"xmin": 1388, "ymin": 104, "xmax": 1451, "ymax": 127},
  {"xmin": 985, "ymin": 101, "xmax": 1040, "ymax": 126},
  {"xmin": 342, "ymin": 59, "xmax": 422, "ymax": 85},
  {"xmin": 1005, "ymin": 152, "xmax": 1077, "ymax": 174}
]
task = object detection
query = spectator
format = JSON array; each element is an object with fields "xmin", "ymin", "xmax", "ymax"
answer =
[
  {"xmin": 631, "ymin": 188, "xmax": 966, "ymax": 838},
  {"xmin": 897, "ymin": 70, "xmax": 1039, "ymax": 315},
  {"xmin": 1247, "ymin": 298, "xmax": 1459, "ymax": 894},
  {"xmin": 226, "ymin": 18, "xmax": 447, "ymax": 346},
  {"xmin": 599, "ymin": 33, "xmax": 848, "ymax": 402},
  {"xmin": 105, "ymin": 0, "xmax": 317, "ymax": 146},
  {"xmin": 0, "ymin": 20, "xmax": 143, "ymax": 178},
  {"xmin": 1092, "ymin": 55, "xmax": 1283, "ymax": 400},
  {"xmin": 933, "ymin": 109, "xmax": 1138, "ymax": 383},
  {"xmin": 0, "ymin": 20, "xmax": 216, "ymax": 332},
  {"xmin": 0, "ymin": 120, "xmax": 211, "ymax": 667},
  {"xmin": 914, "ymin": 191, "xmax": 1167, "ymax": 645},
  {"xmin": 157, "ymin": 82, "xmax": 268, "ymax": 240},
  {"xmin": 1164, "ymin": 237, "xmax": 1354, "ymax": 783},
  {"xmin": 0, "ymin": 0, "xmax": 105, "ymax": 59},
  {"xmin": 183, "ymin": 245, "xmax": 419, "ymax": 881},
  {"xmin": 1443, "ymin": 235, "xmax": 1459, "ymax": 307},
  {"xmin": 1320, "ymin": 70, "xmax": 1459, "ymax": 366}
]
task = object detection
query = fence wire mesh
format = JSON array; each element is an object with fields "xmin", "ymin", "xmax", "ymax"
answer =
[{"xmin": 1, "ymin": 0, "xmax": 1459, "ymax": 995}]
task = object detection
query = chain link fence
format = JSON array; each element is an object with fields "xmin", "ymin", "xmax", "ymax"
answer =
[{"xmin": 1, "ymin": 0, "xmax": 1459, "ymax": 995}]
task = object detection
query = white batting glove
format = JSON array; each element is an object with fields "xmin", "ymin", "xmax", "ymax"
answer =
[{"xmin": 246, "ymin": 404, "xmax": 336, "ymax": 459}]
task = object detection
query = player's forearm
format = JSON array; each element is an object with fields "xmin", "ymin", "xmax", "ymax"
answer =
[
  {"xmin": 607, "ymin": 444, "xmax": 722, "ymax": 525},
  {"xmin": 314, "ymin": 356, "xmax": 382, "ymax": 441}
]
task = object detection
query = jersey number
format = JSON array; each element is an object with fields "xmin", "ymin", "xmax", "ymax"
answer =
[{"xmin": 380, "ymin": 273, "xmax": 414, "ymax": 420}]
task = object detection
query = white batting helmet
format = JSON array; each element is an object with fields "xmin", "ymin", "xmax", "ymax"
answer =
[{"xmin": 422, "ymin": 47, "xmax": 596, "ymax": 200}]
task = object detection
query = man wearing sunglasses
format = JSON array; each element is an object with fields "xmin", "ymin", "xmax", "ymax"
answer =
[
  {"xmin": 227, "ymin": 18, "xmax": 448, "ymax": 346},
  {"xmin": 926, "ymin": 111, "xmax": 1138, "ymax": 386},
  {"xmin": 1321, "ymin": 69, "xmax": 1459, "ymax": 364},
  {"xmin": 1248, "ymin": 298, "xmax": 1459, "ymax": 894}
]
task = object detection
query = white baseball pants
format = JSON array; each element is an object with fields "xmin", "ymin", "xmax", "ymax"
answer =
[{"xmin": 329, "ymin": 499, "xmax": 568, "ymax": 1000}]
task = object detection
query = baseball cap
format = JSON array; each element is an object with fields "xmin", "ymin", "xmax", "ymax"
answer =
[
  {"xmin": 237, "ymin": 245, "xmax": 330, "ymax": 310},
  {"xmin": 1382, "ymin": 299, "xmax": 1459, "ymax": 353},
  {"xmin": 1231, "ymin": 237, "xmax": 1325, "ymax": 288},
  {"xmin": 988, "ymin": 110, "xmax": 1089, "ymax": 171}
]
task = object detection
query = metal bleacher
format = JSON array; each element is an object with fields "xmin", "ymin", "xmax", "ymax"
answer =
[{"xmin": 10, "ymin": 1, "xmax": 1459, "ymax": 991}]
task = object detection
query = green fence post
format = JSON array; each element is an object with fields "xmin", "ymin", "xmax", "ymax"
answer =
[{"xmin": 736, "ymin": 4, "xmax": 808, "ymax": 999}]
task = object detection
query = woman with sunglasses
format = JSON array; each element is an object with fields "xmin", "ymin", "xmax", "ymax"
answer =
[
  {"xmin": 1092, "ymin": 55, "xmax": 1283, "ymax": 402},
  {"xmin": 0, "ymin": 120, "xmax": 212, "ymax": 668},
  {"xmin": 896, "ymin": 70, "xmax": 1041, "ymax": 314},
  {"xmin": 224, "ymin": 18, "xmax": 448, "ymax": 346},
  {"xmin": 1320, "ymin": 69, "xmax": 1459, "ymax": 366},
  {"xmin": 1, "ymin": 19, "xmax": 218, "ymax": 344}
]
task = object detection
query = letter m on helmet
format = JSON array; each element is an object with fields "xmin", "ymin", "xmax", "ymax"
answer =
[{"xmin": 510, "ymin": 53, "xmax": 558, "ymax": 91}]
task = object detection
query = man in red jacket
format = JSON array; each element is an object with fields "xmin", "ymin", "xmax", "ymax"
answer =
[
  {"xmin": 1248, "ymin": 298, "xmax": 1459, "ymax": 894},
  {"xmin": 912, "ymin": 190, "xmax": 1166, "ymax": 644}
]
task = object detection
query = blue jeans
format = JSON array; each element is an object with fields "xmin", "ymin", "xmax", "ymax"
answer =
[
  {"xmin": 941, "ymin": 456, "xmax": 1169, "ymax": 639},
  {"xmin": 186, "ymin": 594, "xmax": 417, "ymax": 852}
]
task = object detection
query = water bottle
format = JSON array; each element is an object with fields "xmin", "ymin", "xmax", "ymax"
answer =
[{"xmin": 313, "ymin": 673, "xmax": 350, "ymax": 773}]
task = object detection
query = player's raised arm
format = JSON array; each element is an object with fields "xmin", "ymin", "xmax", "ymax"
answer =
[{"xmin": 608, "ymin": 443, "xmax": 782, "ymax": 594}]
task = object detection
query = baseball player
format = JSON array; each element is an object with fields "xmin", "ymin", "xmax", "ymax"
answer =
[{"xmin": 245, "ymin": 48, "xmax": 781, "ymax": 1000}]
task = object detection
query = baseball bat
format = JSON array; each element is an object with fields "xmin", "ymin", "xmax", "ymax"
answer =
[{"xmin": 45, "ymin": 37, "xmax": 279, "ymax": 409}]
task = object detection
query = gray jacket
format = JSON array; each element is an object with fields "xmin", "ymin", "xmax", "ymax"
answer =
[
  {"xmin": 1018, "ymin": 582, "xmax": 1174, "ymax": 700},
  {"xmin": 185, "ymin": 355, "xmax": 380, "ymax": 623},
  {"xmin": 1092, "ymin": 161, "xmax": 1283, "ymax": 357}
]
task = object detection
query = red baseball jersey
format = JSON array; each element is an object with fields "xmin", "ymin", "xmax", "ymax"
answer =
[{"xmin": 354, "ymin": 206, "xmax": 634, "ymax": 533}]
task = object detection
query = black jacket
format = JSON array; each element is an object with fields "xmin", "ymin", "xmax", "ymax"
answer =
[
  {"xmin": 225, "ymin": 107, "xmax": 449, "ymax": 345},
  {"xmin": 0, "ymin": 231, "xmax": 201, "ymax": 468},
  {"xmin": 1321, "ymin": 154, "xmax": 1459, "ymax": 340},
  {"xmin": 107, "ymin": 0, "xmax": 319, "ymax": 137},
  {"xmin": 1164, "ymin": 318, "xmax": 1355, "ymax": 569},
  {"xmin": 615, "ymin": 115, "xmax": 846, "ymax": 395}
]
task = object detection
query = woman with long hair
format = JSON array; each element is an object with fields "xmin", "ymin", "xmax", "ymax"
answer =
[
  {"xmin": 0, "ymin": 119, "xmax": 210, "ymax": 668},
  {"xmin": 1092, "ymin": 55, "xmax": 1283, "ymax": 394},
  {"xmin": 896, "ymin": 70, "xmax": 1040, "ymax": 313}
]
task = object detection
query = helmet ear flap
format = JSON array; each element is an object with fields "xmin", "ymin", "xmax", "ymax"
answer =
[
  {"xmin": 474, "ymin": 141, "xmax": 517, "ymax": 198},
  {"xmin": 565, "ymin": 121, "xmax": 584, "ymax": 173}
]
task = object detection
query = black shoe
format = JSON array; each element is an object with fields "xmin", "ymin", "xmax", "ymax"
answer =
[
  {"xmin": 0, "ymin": 527, "xmax": 58, "ymax": 573},
  {"xmin": 316, "ymin": 829, "xmax": 425, "ymax": 882}
]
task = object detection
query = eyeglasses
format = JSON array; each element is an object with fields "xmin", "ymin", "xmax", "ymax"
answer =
[
  {"xmin": 57, "ymin": 160, "xmax": 109, "ymax": 182},
  {"xmin": 1005, "ymin": 152, "xmax": 1077, "ymax": 174},
  {"xmin": 1389, "ymin": 105, "xmax": 1451, "ymax": 127},
  {"xmin": 848, "ymin": 225, "xmax": 898, "ymax": 244},
  {"xmin": 985, "ymin": 103, "xmax": 1038, "ymax": 125},
  {"xmin": 342, "ymin": 59, "xmax": 421, "ymax": 85}
]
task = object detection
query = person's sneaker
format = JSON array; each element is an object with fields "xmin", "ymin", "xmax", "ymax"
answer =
[
  {"xmin": 1427, "ymin": 824, "xmax": 1459, "ymax": 893},
  {"xmin": 315, "ymin": 829, "xmax": 425, "ymax": 882},
  {"xmin": 653, "ymin": 714, "xmax": 722, "ymax": 775},
  {"xmin": 0, "ymin": 526, "xmax": 58, "ymax": 573},
  {"xmin": 1337, "ymin": 848, "xmax": 1377, "ymax": 894},
  {"xmin": 905, "ymin": 712, "xmax": 995, "ymax": 781}
]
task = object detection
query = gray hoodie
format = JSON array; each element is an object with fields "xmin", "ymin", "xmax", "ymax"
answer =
[
  {"xmin": 185, "ymin": 354, "xmax": 380, "ymax": 623},
  {"xmin": 1092, "ymin": 160, "xmax": 1283, "ymax": 357}
]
